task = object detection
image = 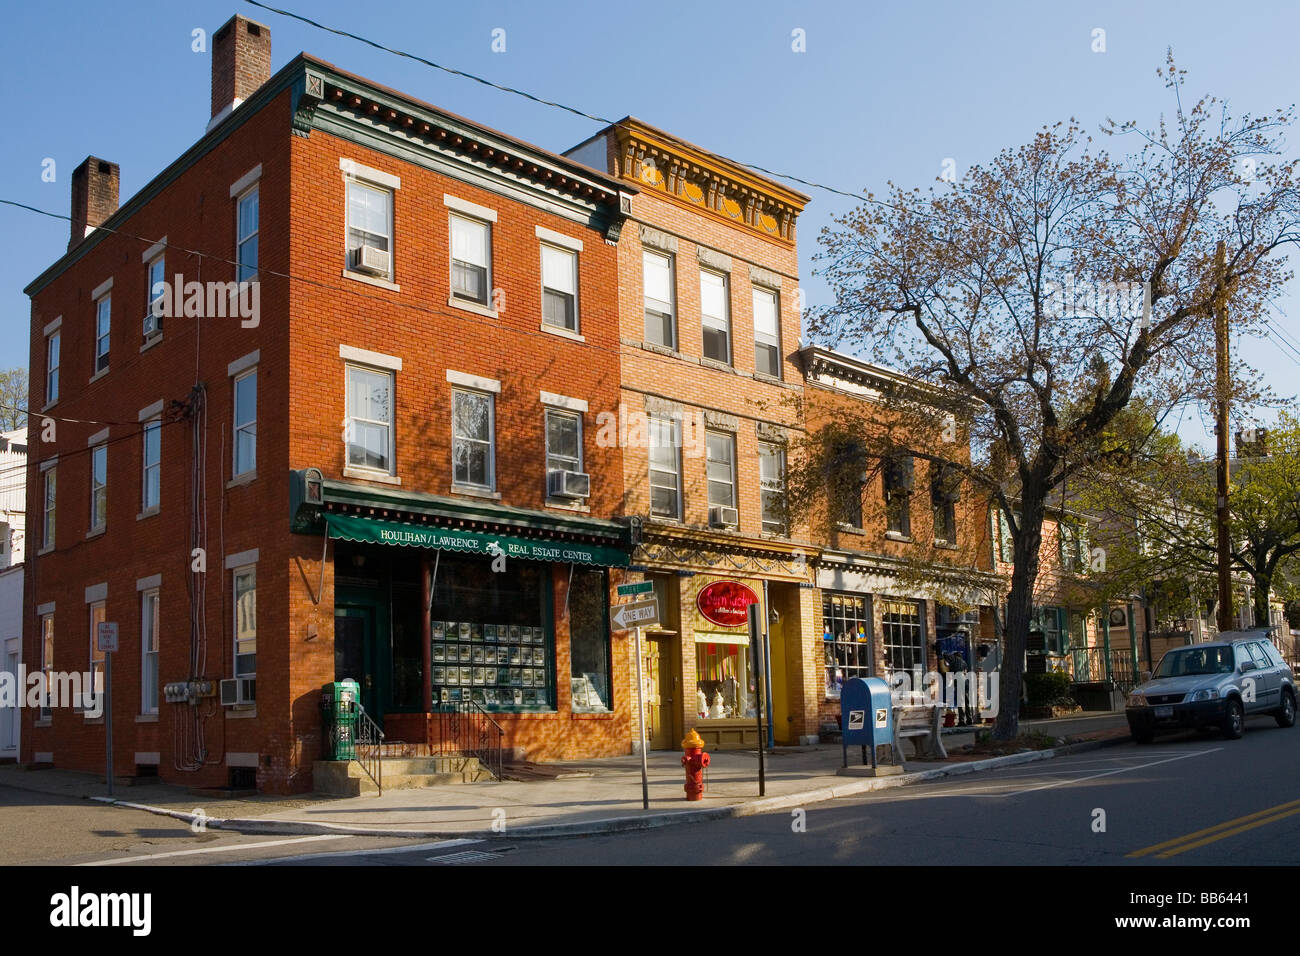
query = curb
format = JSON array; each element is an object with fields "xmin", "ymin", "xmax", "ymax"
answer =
[{"xmin": 86, "ymin": 734, "xmax": 1128, "ymax": 841}]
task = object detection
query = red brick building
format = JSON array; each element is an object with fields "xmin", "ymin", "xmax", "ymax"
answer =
[{"xmin": 22, "ymin": 16, "xmax": 637, "ymax": 792}]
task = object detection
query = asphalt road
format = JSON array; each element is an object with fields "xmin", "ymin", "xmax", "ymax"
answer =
[{"xmin": 6, "ymin": 710, "xmax": 1287, "ymax": 867}]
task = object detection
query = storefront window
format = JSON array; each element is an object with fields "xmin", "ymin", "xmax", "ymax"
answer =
[
  {"xmin": 569, "ymin": 569, "xmax": 611, "ymax": 713},
  {"xmin": 695, "ymin": 638, "xmax": 756, "ymax": 720},
  {"xmin": 823, "ymin": 593, "xmax": 872, "ymax": 698},
  {"xmin": 429, "ymin": 554, "xmax": 552, "ymax": 711},
  {"xmin": 935, "ymin": 605, "xmax": 980, "ymax": 668},
  {"xmin": 882, "ymin": 598, "xmax": 924, "ymax": 675}
]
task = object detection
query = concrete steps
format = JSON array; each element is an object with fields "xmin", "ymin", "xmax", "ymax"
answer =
[{"xmin": 313, "ymin": 755, "xmax": 493, "ymax": 796}]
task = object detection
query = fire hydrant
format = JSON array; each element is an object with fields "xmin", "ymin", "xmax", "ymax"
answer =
[{"xmin": 681, "ymin": 728, "xmax": 710, "ymax": 801}]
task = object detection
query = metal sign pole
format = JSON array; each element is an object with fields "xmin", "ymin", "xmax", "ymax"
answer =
[
  {"xmin": 105, "ymin": 652, "xmax": 113, "ymax": 796},
  {"xmin": 633, "ymin": 625, "xmax": 650, "ymax": 810},
  {"xmin": 748, "ymin": 604, "xmax": 765, "ymax": 797}
]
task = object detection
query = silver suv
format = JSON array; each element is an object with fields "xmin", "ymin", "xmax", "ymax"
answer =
[{"xmin": 1126, "ymin": 630, "xmax": 1296, "ymax": 743}]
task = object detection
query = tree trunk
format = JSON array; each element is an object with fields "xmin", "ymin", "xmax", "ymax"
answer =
[
  {"xmin": 992, "ymin": 497, "xmax": 1045, "ymax": 740},
  {"xmin": 1253, "ymin": 571, "xmax": 1272, "ymax": 629}
]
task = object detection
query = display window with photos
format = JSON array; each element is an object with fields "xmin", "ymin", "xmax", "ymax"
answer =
[
  {"xmin": 428, "ymin": 554, "xmax": 554, "ymax": 711},
  {"xmin": 882, "ymin": 598, "xmax": 925, "ymax": 676},
  {"xmin": 823, "ymin": 592, "xmax": 872, "ymax": 698},
  {"xmin": 695, "ymin": 636, "xmax": 757, "ymax": 720}
]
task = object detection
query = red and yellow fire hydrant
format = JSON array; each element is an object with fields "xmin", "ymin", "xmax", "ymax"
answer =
[{"xmin": 681, "ymin": 728, "xmax": 710, "ymax": 801}]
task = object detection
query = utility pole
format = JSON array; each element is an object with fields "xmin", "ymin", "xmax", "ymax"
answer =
[{"xmin": 1213, "ymin": 241, "xmax": 1235, "ymax": 632}]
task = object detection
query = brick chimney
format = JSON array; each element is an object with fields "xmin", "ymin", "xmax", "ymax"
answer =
[
  {"xmin": 209, "ymin": 15, "xmax": 272, "ymax": 128},
  {"xmin": 68, "ymin": 156, "xmax": 120, "ymax": 251}
]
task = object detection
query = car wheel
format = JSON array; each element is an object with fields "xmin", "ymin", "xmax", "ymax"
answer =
[
  {"xmin": 1131, "ymin": 727, "xmax": 1154, "ymax": 745},
  {"xmin": 1275, "ymin": 689, "xmax": 1296, "ymax": 729},
  {"xmin": 1222, "ymin": 698, "xmax": 1245, "ymax": 739}
]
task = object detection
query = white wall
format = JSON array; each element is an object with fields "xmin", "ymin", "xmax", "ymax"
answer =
[{"xmin": 0, "ymin": 428, "xmax": 27, "ymax": 569}]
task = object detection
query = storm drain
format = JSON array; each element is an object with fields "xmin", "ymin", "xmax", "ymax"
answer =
[{"xmin": 426, "ymin": 849, "xmax": 506, "ymax": 865}]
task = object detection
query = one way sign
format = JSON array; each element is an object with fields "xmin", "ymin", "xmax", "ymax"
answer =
[{"xmin": 611, "ymin": 597, "xmax": 659, "ymax": 630}]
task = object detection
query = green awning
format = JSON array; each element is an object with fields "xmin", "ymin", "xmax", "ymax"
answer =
[{"xmin": 325, "ymin": 513, "xmax": 630, "ymax": 567}]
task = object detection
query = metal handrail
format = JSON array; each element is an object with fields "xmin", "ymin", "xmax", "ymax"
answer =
[
  {"xmin": 431, "ymin": 700, "xmax": 505, "ymax": 781},
  {"xmin": 353, "ymin": 704, "xmax": 385, "ymax": 795}
]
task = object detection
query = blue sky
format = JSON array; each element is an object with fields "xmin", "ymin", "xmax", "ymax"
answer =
[{"xmin": 2, "ymin": 0, "xmax": 1298, "ymax": 448}]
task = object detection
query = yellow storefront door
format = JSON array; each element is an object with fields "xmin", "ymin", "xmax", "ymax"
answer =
[
  {"xmin": 644, "ymin": 635, "xmax": 677, "ymax": 750},
  {"xmin": 768, "ymin": 614, "xmax": 792, "ymax": 744}
]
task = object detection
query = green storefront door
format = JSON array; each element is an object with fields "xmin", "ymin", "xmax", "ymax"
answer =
[{"xmin": 335, "ymin": 600, "xmax": 384, "ymax": 724}]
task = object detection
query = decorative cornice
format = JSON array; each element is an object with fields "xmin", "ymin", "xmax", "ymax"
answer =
[{"xmin": 610, "ymin": 118, "xmax": 808, "ymax": 247}]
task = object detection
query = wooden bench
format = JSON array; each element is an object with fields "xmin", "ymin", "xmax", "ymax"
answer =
[{"xmin": 892, "ymin": 702, "xmax": 947, "ymax": 764}]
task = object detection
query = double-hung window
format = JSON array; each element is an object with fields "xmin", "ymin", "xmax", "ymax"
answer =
[
  {"xmin": 346, "ymin": 180, "xmax": 393, "ymax": 278},
  {"xmin": 39, "ymin": 613, "xmax": 54, "ymax": 720},
  {"xmin": 141, "ymin": 420, "xmax": 161, "ymax": 512},
  {"xmin": 233, "ymin": 567, "xmax": 256, "ymax": 678},
  {"xmin": 345, "ymin": 365, "xmax": 394, "ymax": 474},
  {"xmin": 452, "ymin": 389, "xmax": 495, "ymax": 490},
  {"xmin": 759, "ymin": 441, "xmax": 786, "ymax": 535},
  {"xmin": 884, "ymin": 455, "xmax": 914, "ymax": 537},
  {"xmin": 146, "ymin": 255, "xmax": 166, "ymax": 334},
  {"xmin": 541, "ymin": 245, "xmax": 578, "ymax": 331},
  {"xmin": 45, "ymin": 331, "xmax": 60, "ymax": 405},
  {"xmin": 643, "ymin": 251, "xmax": 675, "ymax": 348},
  {"xmin": 94, "ymin": 295, "xmax": 111, "ymax": 373},
  {"xmin": 237, "ymin": 187, "xmax": 259, "ymax": 282},
  {"xmin": 882, "ymin": 599, "xmax": 925, "ymax": 675},
  {"xmin": 89, "ymin": 444, "xmax": 107, "ymax": 532},
  {"xmin": 451, "ymin": 215, "xmax": 491, "ymax": 304},
  {"xmin": 545, "ymin": 409, "xmax": 582, "ymax": 475},
  {"xmin": 233, "ymin": 370, "xmax": 257, "ymax": 477},
  {"xmin": 141, "ymin": 588, "xmax": 160, "ymax": 715},
  {"xmin": 706, "ymin": 431, "xmax": 737, "ymax": 528},
  {"xmin": 648, "ymin": 417, "xmax": 682, "ymax": 519},
  {"xmin": 700, "ymin": 270, "xmax": 731, "ymax": 363},
  {"xmin": 753, "ymin": 287, "xmax": 781, "ymax": 377},
  {"xmin": 42, "ymin": 467, "xmax": 56, "ymax": 549},
  {"xmin": 931, "ymin": 464, "xmax": 959, "ymax": 545}
]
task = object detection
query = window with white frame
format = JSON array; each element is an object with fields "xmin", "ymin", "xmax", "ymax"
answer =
[
  {"xmin": 452, "ymin": 388, "xmax": 494, "ymax": 489},
  {"xmin": 753, "ymin": 287, "xmax": 781, "ymax": 377},
  {"xmin": 40, "ymin": 613, "xmax": 54, "ymax": 720},
  {"xmin": 643, "ymin": 250, "xmax": 675, "ymax": 348},
  {"xmin": 450, "ymin": 215, "xmax": 491, "ymax": 304},
  {"xmin": 648, "ymin": 416, "xmax": 682, "ymax": 519},
  {"xmin": 237, "ymin": 187, "xmax": 259, "ymax": 282},
  {"xmin": 700, "ymin": 270, "xmax": 730, "ymax": 364},
  {"xmin": 882, "ymin": 598, "xmax": 925, "ymax": 675},
  {"xmin": 141, "ymin": 420, "xmax": 161, "ymax": 512},
  {"xmin": 545, "ymin": 409, "xmax": 582, "ymax": 476},
  {"xmin": 233, "ymin": 369, "xmax": 257, "ymax": 477},
  {"xmin": 345, "ymin": 365, "xmax": 393, "ymax": 474},
  {"xmin": 233, "ymin": 566, "xmax": 256, "ymax": 678},
  {"xmin": 94, "ymin": 295, "xmax": 111, "ymax": 373},
  {"xmin": 541, "ymin": 244, "xmax": 578, "ymax": 331},
  {"xmin": 42, "ymin": 467, "xmax": 56, "ymax": 549},
  {"xmin": 141, "ymin": 588, "xmax": 159, "ymax": 715},
  {"xmin": 346, "ymin": 180, "xmax": 393, "ymax": 277},
  {"xmin": 89, "ymin": 600, "xmax": 105, "ymax": 704},
  {"xmin": 759, "ymin": 441, "xmax": 786, "ymax": 535},
  {"xmin": 46, "ymin": 332, "xmax": 60, "ymax": 405},
  {"xmin": 883, "ymin": 454, "xmax": 914, "ymax": 536},
  {"xmin": 146, "ymin": 254, "xmax": 166, "ymax": 334},
  {"xmin": 706, "ymin": 431, "xmax": 737, "ymax": 526},
  {"xmin": 89, "ymin": 444, "xmax": 107, "ymax": 532}
]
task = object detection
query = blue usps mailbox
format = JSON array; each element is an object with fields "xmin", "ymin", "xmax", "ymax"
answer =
[{"xmin": 841, "ymin": 677, "xmax": 893, "ymax": 769}]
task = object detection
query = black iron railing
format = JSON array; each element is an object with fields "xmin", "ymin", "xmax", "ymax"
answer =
[
  {"xmin": 1069, "ymin": 646, "xmax": 1141, "ymax": 691},
  {"xmin": 432, "ymin": 701, "xmax": 504, "ymax": 780},
  {"xmin": 353, "ymin": 704, "xmax": 385, "ymax": 795}
]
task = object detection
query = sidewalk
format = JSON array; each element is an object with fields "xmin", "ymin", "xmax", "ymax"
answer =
[{"xmin": 0, "ymin": 713, "xmax": 1131, "ymax": 839}]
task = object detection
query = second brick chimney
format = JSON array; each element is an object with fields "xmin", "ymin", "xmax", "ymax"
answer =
[
  {"xmin": 68, "ymin": 156, "xmax": 120, "ymax": 251},
  {"xmin": 209, "ymin": 15, "xmax": 272, "ymax": 129}
]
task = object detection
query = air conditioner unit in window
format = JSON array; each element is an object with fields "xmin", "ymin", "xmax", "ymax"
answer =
[
  {"xmin": 350, "ymin": 245, "xmax": 391, "ymax": 277},
  {"xmin": 143, "ymin": 311, "xmax": 161, "ymax": 337},
  {"xmin": 219, "ymin": 677, "xmax": 256, "ymax": 706},
  {"xmin": 709, "ymin": 506, "xmax": 739, "ymax": 529},
  {"xmin": 547, "ymin": 469, "xmax": 591, "ymax": 499}
]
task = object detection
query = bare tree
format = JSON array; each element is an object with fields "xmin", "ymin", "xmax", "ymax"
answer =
[
  {"xmin": 810, "ymin": 58, "xmax": 1300, "ymax": 738},
  {"xmin": 0, "ymin": 367, "xmax": 28, "ymax": 431}
]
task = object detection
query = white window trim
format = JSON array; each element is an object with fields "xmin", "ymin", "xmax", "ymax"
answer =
[
  {"xmin": 232, "ymin": 565, "xmax": 257, "ymax": 680},
  {"xmin": 706, "ymin": 430, "xmax": 738, "ymax": 513},
  {"xmin": 45, "ymin": 329, "xmax": 60, "ymax": 407},
  {"xmin": 140, "ymin": 237, "xmax": 167, "ymax": 263},
  {"xmin": 84, "ymin": 581, "xmax": 108, "ymax": 604},
  {"xmin": 450, "ymin": 388, "xmax": 496, "ymax": 492},
  {"xmin": 86, "ymin": 427, "xmax": 109, "ymax": 447},
  {"xmin": 446, "ymin": 369, "xmax": 501, "ymax": 393},
  {"xmin": 92, "ymin": 294, "xmax": 111, "ymax": 378},
  {"xmin": 540, "ymin": 242, "xmax": 580, "ymax": 334},
  {"xmin": 137, "ymin": 399, "xmax": 164, "ymax": 422},
  {"xmin": 228, "ymin": 350, "xmax": 260, "ymax": 377},
  {"xmin": 140, "ymin": 417, "xmax": 162, "ymax": 514},
  {"xmin": 229, "ymin": 165, "xmax": 262, "ymax": 198},
  {"xmin": 236, "ymin": 184, "xmax": 259, "ymax": 283},
  {"xmin": 224, "ymin": 548, "xmax": 259, "ymax": 570},
  {"xmin": 648, "ymin": 417, "xmax": 683, "ymax": 520},
  {"xmin": 341, "ymin": 158, "xmax": 401, "ymax": 191},
  {"xmin": 643, "ymin": 250, "xmax": 677, "ymax": 350},
  {"xmin": 535, "ymin": 225, "xmax": 583, "ymax": 252},
  {"xmin": 43, "ymin": 316, "xmax": 62, "ymax": 336},
  {"xmin": 700, "ymin": 268, "xmax": 732, "ymax": 365},
  {"xmin": 545, "ymin": 407, "xmax": 584, "ymax": 474},
  {"xmin": 91, "ymin": 277, "xmax": 114, "ymax": 300},
  {"xmin": 40, "ymin": 456, "xmax": 58, "ymax": 473},
  {"xmin": 448, "ymin": 212, "xmax": 494, "ymax": 310},
  {"xmin": 344, "ymin": 363, "xmax": 397, "ymax": 478},
  {"xmin": 136, "ymin": 573, "xmax": 162, "ymax": 591},
  {"xmin": 37, "ymin": 601, "xmax": 56, "ymax": 616},
  {"xmin": 88, "ymin": 442, "xmax": 107, "ymax": 534},
  {"xmin": 539, "ymin": 391, "xmax": 588, "ymax": 413},
  {"xmin": 340, "ymin": 344, "xmax": 402, "ymax": 371},
  {"xmin": 443, "ymin": 194, "xmax": 497, "ymax": 222},
  {"xmin": 140, "ymin": 587, "xmax": 160, "ymax": 716}
]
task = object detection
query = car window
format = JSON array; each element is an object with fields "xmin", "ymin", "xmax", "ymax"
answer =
[
  {"xmin": 1259, "ymin": 640, "xmax": 1284, "ymax": 667},
  {"xmin": 1246, "ymin": 643, "xmax": 1271, "ymax": 669},
  {"xmin": 1153, "ymin": 646, "xmax": 1233, "ymax": 678}
]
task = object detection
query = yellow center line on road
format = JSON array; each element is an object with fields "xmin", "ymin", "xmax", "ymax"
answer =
[{"xmin": 1128, "ymin": 797, "xmax": 1300, "ymax": 859}]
